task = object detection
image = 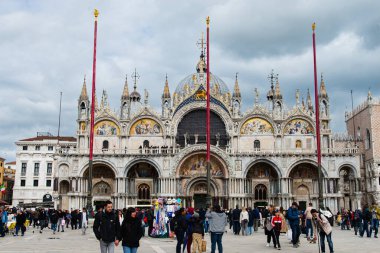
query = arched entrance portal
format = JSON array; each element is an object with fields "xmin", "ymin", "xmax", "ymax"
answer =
[
  {"xmin": 246, "ymin": 161, "xmax": 280, "ymax": 207},
  {"xmin": 126, "ymin": 162, "xmax": 159, "ymax": 205},
  {"xmin": 339, "ymin": 166, "xmax": 356, "ymax": 210},
  {"xmin": 177, "ymin": 152, "xmax": 228, "ymax": 208},
  {"xmin": 289, "ymin": 163, "xmax": 319, "ymax": 210},
  {"xmin": 83, "ymin": 164, "xmax": 116, "ymax": 209}
]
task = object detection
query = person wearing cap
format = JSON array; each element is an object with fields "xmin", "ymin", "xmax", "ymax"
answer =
[
  {"xmin": 311, "ymin": 209, "xmax": 334, "ymax": 253},
  {"xmin": 120, "ymin": 207, "xmax": 144, "ymax": 253},
  {"xmin": 287, "ymin": 202, "xmax": 301, "ymax": 248},
  {"xmin": 191, "ymin": 212, "xmax": 204, "ymax": 253}
]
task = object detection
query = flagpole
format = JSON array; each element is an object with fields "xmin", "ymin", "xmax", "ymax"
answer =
[
  {"xmin": 87, "ymin": 9, "xmax": 99, "ymax": 213},
  {"xmin": 206, "ymin": 16, "xmax": 211, "ymax": 207},
  {"xmin": 312, "ymin": 23, "xmax": 324, "ymax": 209}
]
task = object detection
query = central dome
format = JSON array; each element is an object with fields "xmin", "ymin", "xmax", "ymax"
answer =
[
  {"xmin": 175, "ymin": 55, "xmax": 230, "ymax": 96},
  {"xmin": 175, "ymin": 72, "xmax": 230, "ymax": 96}
]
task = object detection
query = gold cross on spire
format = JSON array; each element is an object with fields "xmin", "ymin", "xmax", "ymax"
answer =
[
  {"xmin": 196, "ymin": 32, "xmax": 206, "ymax": 54},
  {"xmin": 131, "ymin": 68, "xmax": 140, "ymax": 90}
]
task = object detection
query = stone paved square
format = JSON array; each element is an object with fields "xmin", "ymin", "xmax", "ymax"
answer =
[{"xmin": 0, "ymin": 222, "xmax": 378, "ymax": 253}]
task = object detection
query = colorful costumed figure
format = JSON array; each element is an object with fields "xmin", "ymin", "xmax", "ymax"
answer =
[{"xmin": 151, "ymin": 198, "xmax": 168, "ymax": 238}]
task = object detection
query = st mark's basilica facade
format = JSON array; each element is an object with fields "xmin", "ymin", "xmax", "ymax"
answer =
[{"xmin": 53, "ymin": 51, "xmax": 362, "ymax": 213}]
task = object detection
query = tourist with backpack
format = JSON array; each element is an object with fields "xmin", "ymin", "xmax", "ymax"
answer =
[
  {"xmin": 311, "ymin": 209, "xmax": 334, "ymax": 253},
  {"xmin": 353, "ymin": 209, "xmax": 362, "ymax": 236}
]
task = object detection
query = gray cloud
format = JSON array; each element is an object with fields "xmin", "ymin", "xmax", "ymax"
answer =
[{"xmin": 0, "ymin": 0, "xmax": 379, "ymax": 161}]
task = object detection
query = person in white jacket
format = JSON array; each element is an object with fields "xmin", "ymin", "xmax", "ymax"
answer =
[
  {"xmin": 311, "ymin": 209, "xmax": 334, "ymax": 253},
  {"xmin": 240, "ymin": 207, "xmax": 249, "ymax": 236}
]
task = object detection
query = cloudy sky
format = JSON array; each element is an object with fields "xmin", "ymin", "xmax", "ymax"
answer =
[{"xmin": 1, "ymin": 0, "xmax": 380, "ymax": 161}]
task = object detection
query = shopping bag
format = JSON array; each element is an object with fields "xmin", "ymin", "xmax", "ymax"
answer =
[
  {"xmin": 287, "ymin": 229, "xmax": 292, "ymax": 240},
  {"xmin": 202, "ymin": 240, "xmax": 207, "ymax": 252},
  {"xmin": 61, "ymin": 219, "xmax": 66, "ymax": 226}
]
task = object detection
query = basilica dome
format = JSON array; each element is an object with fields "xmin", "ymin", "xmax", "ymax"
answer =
[
  {"xmin": 175, "ymin": 72, "xmax": 230, "ymax": 96},
  {"xmin": 174, "ymin": 55, "xmax": 230, "ymax": 96}
]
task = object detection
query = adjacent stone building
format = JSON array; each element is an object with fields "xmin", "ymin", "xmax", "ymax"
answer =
[{"xmin": 345, "ymin": 91, "xmax": 380, "ymax": 207}]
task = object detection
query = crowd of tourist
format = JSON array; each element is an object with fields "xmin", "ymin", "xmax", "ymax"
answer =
[{"xmin": 0, "ymin": 201, "xmax": 379, "ymax": 253}]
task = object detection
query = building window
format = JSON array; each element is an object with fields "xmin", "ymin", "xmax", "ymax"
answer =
[
  {"xmin": 22, "ymin": 146, "xmax": 28, "ymax": 151},
  {"xmin": 254, "ymin": 140, "xmax": 261, "ymax": 150},
  {"xmin": 143, "ymin": 140, "xmax": 150, "ymax": 148},
  {"xmin": 34, "ymin": 163, "xmax": 40, "ymax": 176},
  {"xmin": 102, "ymin": 140, "xmax": 109, "ymax": 151},
  {"xmin": 46, "ymin": 180, "xmax": 52, "ymax": 187},
  {"xmin": 296, "ymin": 140, "xmax": 302, "ymax": 149},
  {"xmin": 254, "ymin": 184, "xmax": 267, "ymax": 200},
  {"xmin": 138, "ymin": 184, "xmax": 150, "ymax": 200},
  {"xmin": 33, "ymin": 180, "xmax": 38, "ymax": 187},
  {"xmin": 21, "ymin": 163, "xmax": 27, "ymax": 176},
  {"xmin": 48, "ymin": 146, "xmax": 54, "ymax": 151},
  {"xmin": 35, "ymin": 146, "xmax": 40, "ymax": 151},
  {"xmin": 47, "ymin": 163, "xmax": 52, "ymax": 176},
  {"xmin": 365, "ymin": 129, "xmax": 371, "ymax": 149},
  {"xmin": 20, "ymin": 180, "xmax": 26, "ymax": 187}
]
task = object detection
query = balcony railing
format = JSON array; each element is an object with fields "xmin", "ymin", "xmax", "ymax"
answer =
[{"xmin": 57, "ymin": 145, "xmax": 359, "ymax": 156}]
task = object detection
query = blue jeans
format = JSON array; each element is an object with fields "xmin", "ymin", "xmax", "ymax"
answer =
[
  {"xmin": 51, "ymin": 223, "xmax": 57, "ymax": 232},
  {"xmin": 370, "ymin": 219, "xmax": 379, "ymax": 237},
  {"xmin": 204, "ymin": 220, "xmax": 209, "ymax": 233},
  {"xmin": 319, "ymin": 231, "xmax": 334, "ymax": 253},
  {"xmin": 232, "ymin": 221, "xmax": 240, "ymax": 234},
  {"xmin": 123, "ymin": 246, "xmax": 138, "ymax": 253},
  {"xmin": 306, "ymin": 219, "xmax": 313, "ymax": 237},
  {"xmin": 247, "ymin": 226, "xmax": 253, "ymax": 235},
  {"xmin": 211, "ymin": 232, "xmax": 223, "ymax": 253},
  {"xmin": 360, "ymin": 221, "xmax": 370, "ymax": 237},
  {"xmin": 15, "ymin": 225, "xmax": 24, "ymax": 236},
  {"xmin": 290, "ymin": 224, "xmax": 300, "ymax": 245}
]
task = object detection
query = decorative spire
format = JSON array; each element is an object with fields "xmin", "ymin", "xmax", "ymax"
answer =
[
  {"xmin": 162, "ymin": 74, "xmax": 171, "ymax": 99},
  {"xmin": 367, "ymin": 88, "xmax": 373, "ymax": 102},
  {"xmin": 130, "ymin": 69, "xmax": 141, "ymax": 102},
  {"xmin": 307, "ymin": 88, "xmax": 314, "ymax": 112},
  {"xmin": 121, "ymin": 75, "xmax": 129, "ymax": 100},
  {"xmin": 100, "ymin": 90, "xmax": 109, "ymax": 109},
  {"xmin": 254, "ymin": 88, "xmax": 259, "ymax": 105},
  {"xmin": 296, "ymin": 89, "xmax": 300, "ymax": 106},
  {"xmin": 79, "ymin": 75, "xmax": 88, "ymax": 100},
  {"xmin": 319, "ymin": 73, "xmax": 328, "ymax": 98},
  {"xmin": 266, "ymin": 69, "xmax": 276, "ymax": 101},
  {"xmin": 94, "ymin": 92, "xmax": 98, "ymax": 110},
  {"xmin": 232, "ymin": 72, "xmax": 241, "ymax": 98},
  {"xmin": 273, "ymin": 75, "xmax": 282, "ymax": 100}
]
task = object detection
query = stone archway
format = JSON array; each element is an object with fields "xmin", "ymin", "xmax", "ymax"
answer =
[
  {"xmin": 338, "ymin": 166, "xmax": 356, "ymax": 210},
  {"xmin": 288, "ymin": 162, "xmax": 319, "ymax": 209},
  {"xmin": 186, "ymin": 178, "xmax": 218, "ymax": 209},
  {"xmin": 125, "ymin": 161, "xmax": 160, "ymax": 204},
  {"xmin": 246, "ymin": 161, "xmax": 280, "ymax": 205}
]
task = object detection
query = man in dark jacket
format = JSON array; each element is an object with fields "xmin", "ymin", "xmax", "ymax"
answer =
[
  {"xmin": 15, "ymin": 211, "xmax": 26, "ymax": 236},
  {"xmin": 287, "ymin": 202, "xmax": 301, "ymax": 248},
  {"xmin": 38, "ymin": 209, "xmax": 47, "ymax": 233},
  {"xmin": 360, "ymin": 205, "xmax": 371, "ymax": 237},
  {"xmin": 50, "ymin": 210, "xmax": 59, "ymax": 234},
  {"xmin": 172, "ymin": 208, "xmax": 188, "ymax": 253},
  {"xmin": 93, "ymin": 201, "xmax": 121, "ymax": 253},
  {"xmin": 232, "ymin": 205, "xmax": 241, "ymax": 235}
]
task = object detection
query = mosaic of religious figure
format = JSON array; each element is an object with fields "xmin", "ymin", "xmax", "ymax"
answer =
[
  {"xmin": 247, "ymin": 164, "xmax": 278, "ymax": 179},
  {"xmin": 241, "ymin": 118, "xmax": 274, "ymax": 135},
  {"xmin": 130, "ymin": 118, "xmax": 162, "ymax": 135},
  {"xmin": 283, "ymin": 119, "xmax": 313, "ymax": 135},
  {"xmin": 289, "ymin": 165, "xmax": 318, "ymax": 179},
  {"xmin": 179, "ymin": 154, "xmax": 224, "ymax": 177},
  {"xmin": 94, "ymin": 120, "xmax": 119, "ymax": 136}
]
